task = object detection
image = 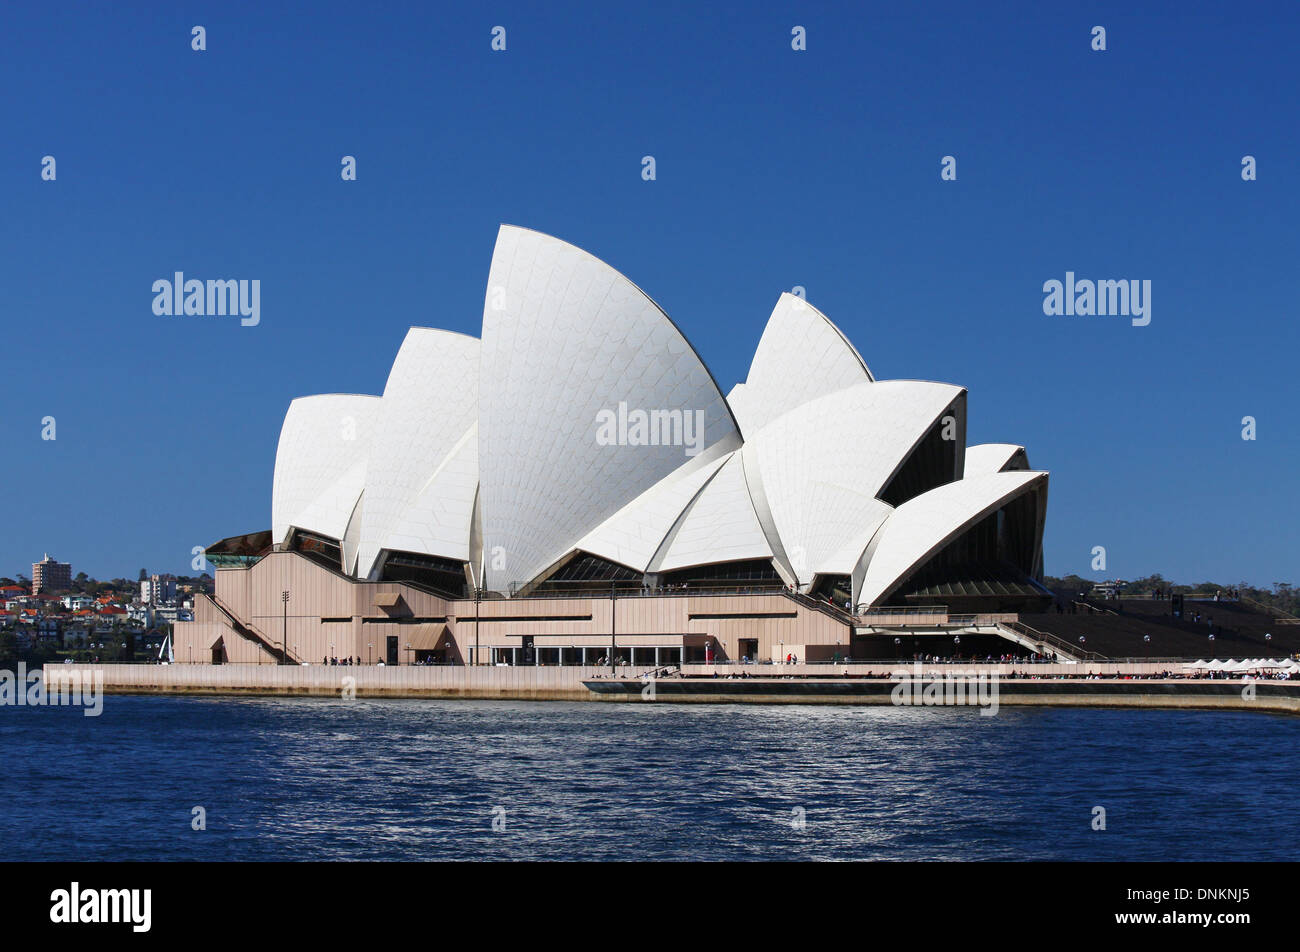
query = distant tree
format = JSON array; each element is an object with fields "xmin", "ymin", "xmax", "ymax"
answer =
[
  {"xmin": 1044, "ymin": 574, "xmax": 1091, "ymax": 594},
  {"xmin": 1127, "ymin": 573, "xmax": 1167, "ymax": 595},
  {"xmin": 138, "ymin": 568, "xmax": 148, "ymax": 581}
]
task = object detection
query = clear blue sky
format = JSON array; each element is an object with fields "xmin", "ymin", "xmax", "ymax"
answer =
[{"xmin": 2, "ymin": 2, "xmax": 1296, "ymax": 587}]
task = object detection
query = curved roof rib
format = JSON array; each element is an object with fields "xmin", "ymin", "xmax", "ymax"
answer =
[
  {"xmin": 356, "ymin": 328, "xmax": 480, "ymax": 578},
  {"xmin": 855, "ymin": 470, "xmax": 1048, "ymax": 608},
  {"xmin": 271, "ymin": 393, "xmax": 382, "ymax": 545},
  {"xmin": 478, "ymin": 225, "xmax": 741, "ymax": 594}
]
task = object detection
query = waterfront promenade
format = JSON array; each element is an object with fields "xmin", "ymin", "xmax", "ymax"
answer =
[
  {"xmin": 39, "ymin": 663, "xmax": 1300, "ymax": 713},
  {"xmin": 41, "ymin": 663, "xmax": 659, "ymax": 701}
]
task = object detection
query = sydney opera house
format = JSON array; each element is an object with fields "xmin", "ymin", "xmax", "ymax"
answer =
[{"xmin": 174, "ymin": 226, "xmax": 1049, "ymax": 667}]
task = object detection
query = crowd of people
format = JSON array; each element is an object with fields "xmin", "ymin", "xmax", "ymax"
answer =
[{"xmin": 691, "ymin": 667, "xmax": 1300, "ymax": 682}]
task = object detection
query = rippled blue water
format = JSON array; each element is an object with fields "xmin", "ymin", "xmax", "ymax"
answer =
[{"xmin": 2, "ymin": 695, "xmax": 1296, "ymax": 861}]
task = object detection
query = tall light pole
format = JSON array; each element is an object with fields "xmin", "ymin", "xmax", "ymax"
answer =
[
  {"xmin": 281, "ymin": 590, "xmax": 290, "ymax": 665},
  {"xmin": 609, "ymin": 582, "xmax": 617, "ymax": 672},
  {"xmin": 475, "ymin": 585, "xmax": 482, "ymax": 667}
]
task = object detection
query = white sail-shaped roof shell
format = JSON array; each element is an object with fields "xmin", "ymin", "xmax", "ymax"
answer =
[
  {"xmin": 574, "ymin": 449, "xmax": 731, "ymax": 572},
  {"xmin": 654, "ymin": 451, "xmax": 774, "ymax": 571},
  {"xmin": 963, "ymin": 443, "xmax": 1028, "ymax": 477},
  {"xmin": 724, "ymin": 382, "xmax": 756, "ymax": 435},
  {"xmin": 265, "ymin": 226, "xmax": 1047, "ymax": 603},
  {"xmin": 740, "ymin": 292, "xmax": 873, "ymax": 432},
  {"xmin": 748, "ymin": 380, "xmax": 964, "ymax": 583},
  {"xmin": 478, "ymin": 225, "xmax": 741, "ymax": 592},
  {"xmin": 368, "ymin": 423, "xmax": 479, "ymax": 572},
  {"xmin": 856, "ymin": 470, "xmax": 1048, "ymax": 608},
  {"xmin": 271, "ymin": 393, "xmax": 381, "ymax": 546},
  {"xmin": 355, "ymin": 328, "xmax": 480, "ymax": 578}
]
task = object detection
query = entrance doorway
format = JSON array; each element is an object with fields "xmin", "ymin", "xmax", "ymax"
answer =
[
  {"xmin": 386, "ymin": 635, "xmax": 399, "ymax": 665},
  {"xmin": 739, "ymin": 638, "xmax": 757, "ymax": 663}
]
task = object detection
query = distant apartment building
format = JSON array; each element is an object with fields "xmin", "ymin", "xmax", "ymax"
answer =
[
  {"xmin": 141, "ymin": 574, "xmax": 177, "ymax": 605},
  {"xmin": 31, "ymin": 554, "xmax": 71, "ymax": 594}
]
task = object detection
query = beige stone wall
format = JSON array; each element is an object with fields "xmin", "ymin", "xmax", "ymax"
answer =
[{"xmin": 174, "ymin": 552, "xmax": 853, "ymax": 665}]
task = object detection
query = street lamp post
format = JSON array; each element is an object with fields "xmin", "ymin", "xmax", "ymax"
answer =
[
  {"xmin": 368, "ymin": 642, "xmax": 373, "ymax": 665},
  {"xmin": 281, "ymin": 590, "xmax": 290, "ymax": 665},
  {"xmin": 609, "ymin": 582, "xmax": 617, "ymax": 672}
]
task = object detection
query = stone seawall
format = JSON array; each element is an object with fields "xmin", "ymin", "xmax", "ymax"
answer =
[
  {"xmin": 45, "ymin": 663, "xmax": 657, "ymax": 701},
  {"xmin": 42, "ymin": 664, "xmax": 1300, "ymax": 714}
]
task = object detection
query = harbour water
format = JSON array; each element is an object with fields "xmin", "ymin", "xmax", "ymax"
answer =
[{"xmin": 3, "ymin": 696, "xmax": 1296, "ymax": 861}]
